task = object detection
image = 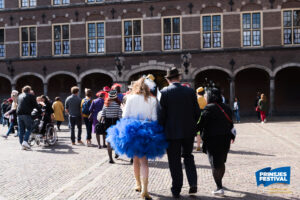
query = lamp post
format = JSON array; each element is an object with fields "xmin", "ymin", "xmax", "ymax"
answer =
[
  {"xmin": 115, "ymin": 56, "xmax": 124, "ymax": 77},
  {"xmin": 181, "ymin": 53, "xmax": 191, "ymax": 75}
]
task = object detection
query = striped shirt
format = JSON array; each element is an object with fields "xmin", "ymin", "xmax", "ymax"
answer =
[{"xmin": 101, "ymin": 101, "xmax": 122, "ymax": 119}]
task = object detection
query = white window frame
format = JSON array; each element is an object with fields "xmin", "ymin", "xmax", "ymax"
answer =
[
  {"xmin": 161, "ymin": 16, "xmax": 182, "ymax": 51},
  {"xmin": 86, "ymin": 0, "xmax": 105, "ymax": 3},
  {"xmin": 52, "ymin": 0, "xmax": 70, "ymax": 6},
  {"xmin": 19, "ymin": 26, "xmax": 37, "ymax": 58},
  {"xmin": 122, "ymin": 18, "xmax": 143, "ymax": 53},
  {"xmin": 86, "ymin": 21, "xmax": 106, "ymax": 54},
  {"xmin": 52, "ymin": 23, "xmax": 71, "ymax": 56},
  {"xmin": 0, "ymin": 0, "xmax": 5, "ymax": 9},
  {"xmin": 200, "ymin": 13, "xmax": 223, "ymax": 49},
  {"xmin": 0, "ymin": 28, "xmax": 5, "ymax": 58},
  {"xmin": 19, "ymin": 0, "xmax": 37, "ymax": 8},
  {"xmin": 282, "ymin": 8, "xmax": 300, "ymax": 46},
  {"xmin": 240, "ymin": 11, "xmax": 263, "ymax": 48}
]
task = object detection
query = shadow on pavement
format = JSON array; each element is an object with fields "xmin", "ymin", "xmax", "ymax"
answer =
[
  {"xmin": 152, "ymin": 188, "xmax": 294, "ymax": 200},
  {"xmin": 149, "ymin": 161, "xmax": 211, "ymax": 169},
  {"xmin": 229, "ymin": 150, "xmax": 275, "ymax": 157},
  {"xmin": 34, "ymin": 144, "xmax": 78, "ymax": 155}
]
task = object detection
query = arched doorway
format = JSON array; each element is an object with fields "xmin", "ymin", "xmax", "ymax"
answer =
[
  {"xmin": 235, "ymin": 68, "xmax": 270, "ymax": 115},
  {"xmin": 275, "ymin": 67, "xmax": 300, "ymax": 114},
  {"xmin": 128, "ymin": 70, "xmax": 168, "ymax": 90},
  {"xmin": 81, "ymin": 73, "xmax": 113, "ymax": 97},
  {"xmin": 194, "ymin": 69, "xmax": 230, "ymax": 103},
  {"xmin": 16, "ymin": 75, "xmax": 43, "ymax": 96},
  {"xmin": 0, "ymin": 77, "xmax": 11, "ymax": 100},
  {"xmin": 48, "ymin": 75, "xmax": 77, "ymax": 101}
]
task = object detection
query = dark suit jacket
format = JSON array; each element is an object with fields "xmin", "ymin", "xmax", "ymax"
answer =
[{"xmin": 158, "ymin": 83, "xmax": 201, "ymax": 140}]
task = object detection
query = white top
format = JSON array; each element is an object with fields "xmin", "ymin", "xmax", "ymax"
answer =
[
  {"xmin": 234, "ymin": 102, "xmax": 239, "ymax": 110},
  {"xmin": 122, "ymin": 94, "xmax": 158, "ymax": 121}
]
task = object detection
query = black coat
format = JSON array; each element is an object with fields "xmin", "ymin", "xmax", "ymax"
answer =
[
  {"xmin": 158, "ymin": 83, "xmax": 201, "ymax": 140},
  {"xmin": 198, "ymin": 103, "xmax": 234, "ymax": 153}
]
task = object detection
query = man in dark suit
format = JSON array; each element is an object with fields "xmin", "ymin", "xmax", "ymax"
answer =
[{"xmin": 158, "ymin": 67, "xmax": 201, "ymax": 198}]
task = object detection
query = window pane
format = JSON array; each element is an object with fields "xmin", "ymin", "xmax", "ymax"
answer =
[
  {"xmin": 134, "ymin": 36, "xmax": 141, "ymax": 51},
  {"xmin": 88, "ymin": 23, "xmax": 96, "ymax": 38},
  {"xmin": 63, "ymin": 40, "xmax": 70, "ymax": 54},
  {"xmin": 284, "ymin": 11, "xmax": 292, "ymax": 27},
  {"xmin": 54, "ymin": 26, "xmax": 61, "ymax": 40},
  {"xmin": 294, "ymin": 10, "xmax": 300, "ymax": 27},
  {"xmin": 96, "ymin": 0, "xmax": 103, "ymax": 2},
  {"xmin": 88, "ymin": 39, "xmax": 96, "ymax": 53},
  {"xmin": 253, "ymin": 30, "xmax": 261, "ymax": 46},
  {"xmin": 173, "ymin": 34, "xmax": 180, "ymax": 49},
  {"xmin": 124, "ymin": 21, "xmax": 132, "ymax": 36},
  {"xmin": 22, "ymin": 43, "xmax": 29, "ymax": 56},
  {"xmin": 62, "ymin": 0, "xmax": 69, "ymax": 4},
  {"xmin": 54, "ymin": 0, "xmax": 60, "ymax": 5},
  {"xmin": 0, "ymin": 29, "xmax": 4, "ymax": 43},
  {"xmin": 212, "ymin": 15, "xmax": 221, "ymax": 31},
  {"xmin": 294, "ymin": 28, "xmax": 300, "ymax": 44},
  {"xmin": 203, "ymin": 16, "xmax": 211, "ymax": 32},
  {"xmin": 133, "ymin": 20, "xmax": 141, "ymax": 35},
  {"xmin": 30, "ymin": 27, "xmax": 36, "ymax": 41},
  {"xmin": 252, "ymin": 13, "xmax": 261, "ymax": 29},
  {"xmin": 173, "ymin": 18, "xmax": 180, "ymax": 33},
  {"xmin": 203, "ymin": 33, "xmax": 211, "ymax": 48},
  {"xmin": 243, "ymin": 31, "xmax": 251, "ymax": 46},
  {"xmin": 213, "ymin": 32, "xmax": 221, "ymax": 48},
  {"xmin": 243, "ymin": 14, "xmax": 251, "ymax": 29},
  {"xmin": 284, "ymin": 29, "xmax": 292, "ymax": 44},
  {"xmin": 22, "ymin": 28, "xmax": 28, "ymax": 42},
  {"xmin": 164, "ymin": 35, "xmax": 171, "ymax": 50},
  {"xmin": 30, "ymin": 42, "xmax": 36, "ymax": 56},
  {"xmin": 125, "ymin": 37, "xmax": 132, "ymax": 51},
  {"xmin": 88, "ymin": 0, "xmax": 94, "ymax": 2},
  {"xmin": 54, "ymin": 41, "xmax": 61, "ymax": 55},
  {"xmin": 30, "ymin": 0, "xmax": 36, "ymax": 6},
  {"xmin": 0, "ymin": 0, "xmax": 4, "ymax": 9},
  {"xmin": 97, "ymin": 38, "xmax": 105, "ymax": 53},
  {"xmin": 22, "ymin": 0, "xmax": 28, "ymax": 7},
  {"xmin": 0, "ymin": 44, "xmax": 4, "ymax": 57},
  {"xmin": 163, "ymin": 18, "xmax": 171, "ymax": 34},
  {"xmin": 62, "ymin": 25, "xmax": 69, "ymax": 39},
  {"xmin": 97, "ymin": 23, "xmax": 104, "ymax": 37}
]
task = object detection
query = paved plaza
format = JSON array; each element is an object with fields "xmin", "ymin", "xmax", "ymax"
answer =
[{"xmin": 0, "ymin": 117, "xmax": 299, "ymax": 200}]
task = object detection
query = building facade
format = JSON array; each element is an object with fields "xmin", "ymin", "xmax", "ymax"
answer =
[{"xmin": 0, "ymin": 0, "xmax": 299, "ymax": 115}]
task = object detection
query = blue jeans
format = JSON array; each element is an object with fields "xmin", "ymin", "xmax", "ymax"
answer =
[
  {"xmin": 234, "ymin": 110, "xmax": 240, "ymax": 122},
  {"xmin": 18, "ymin": 115, "xmax": 33, "ymax": 144},
  {"xmin": 6, "ymin": 122, "xmax": 15, "ymax": 136},
  {"xmin": 69, "ymin": 116, "xmax": 82, "ymax": 143},
  {"xmin": 83, "ymin": 117, "xmax": 92, "ymax": 140}
]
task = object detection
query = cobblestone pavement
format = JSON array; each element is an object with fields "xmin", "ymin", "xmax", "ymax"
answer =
[{"xmin": 0, "ymin": 117, "xmax": 299, "ymax": 200}]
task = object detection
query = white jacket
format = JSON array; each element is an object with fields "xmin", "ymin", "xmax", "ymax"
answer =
[{"xmin": 122, "ymin": 94, "xmax": 158, "ymax": 121}]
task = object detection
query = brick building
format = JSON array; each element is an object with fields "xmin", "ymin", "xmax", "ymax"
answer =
[{"xmin": 0, "ymin": 0, "xmax": 299, "ymax": 115}]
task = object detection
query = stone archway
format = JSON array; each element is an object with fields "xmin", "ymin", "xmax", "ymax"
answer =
[
  {"xmin": 0, "ymin": 76, "xmax": 12, "ymax": 100},
  {"xmin": 275, "ymin": 66, "xmax": 300, "ymax": 114},
  {"xmin": 15, "ymin": 75, "xmax": 44, "ymax": 96},
  {"xmin": 194, "ymin": 69, "xmax": 231, "ymax": 103},
  {"xmin": 235, "ymin": 68, "xmax": 270, "ymax": 115},
  {"xmin": 48, "ymin": 74, "xmax": 77, "ymax": 101},
  {"xmin": 81, "ymin": 73, "xmax": 113, "ymax": 97}
]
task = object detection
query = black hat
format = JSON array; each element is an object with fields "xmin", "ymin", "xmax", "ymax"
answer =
[
  {"xmin": 108, "ymin": 90, "xmax": 118, "ymax": 99},
  {"xmin": 165, "ymin": 67, "xmax": 182, "ymax": 79}
]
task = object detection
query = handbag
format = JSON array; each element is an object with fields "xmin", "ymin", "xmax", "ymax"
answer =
[
  {"xmin": 95, "ymin": 117, "xmax": 106, "ymax": 135},
  {"xmin": 255, "ymin": 106, "xmax": 260, "ymax": 112},
  {"xmin": 214, "ymin": 103, "xmax": 236, "ymax": 139}
]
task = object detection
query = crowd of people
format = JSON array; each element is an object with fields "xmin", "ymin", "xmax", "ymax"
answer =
[{"xmin": 0, "ymin": 66, "xmax": 272, "ymax": 199}]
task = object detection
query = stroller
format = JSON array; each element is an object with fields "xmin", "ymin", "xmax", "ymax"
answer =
[{"xmin": 28, "ymin": 107, "xmax": 57, "ymax": 146}]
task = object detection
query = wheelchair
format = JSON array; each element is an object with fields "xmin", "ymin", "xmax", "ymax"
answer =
[{"xmin": 28, "ymin": 109, "xmax": 57, "ymax": 146}]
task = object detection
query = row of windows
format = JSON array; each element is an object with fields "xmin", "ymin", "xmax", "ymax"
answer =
[
  {"xmin": 0, "ymin": 0, "xmax": 103, "ymax": 8},
  {"xmin": 0, "ymin": 10, "xmax": 299, "ymax": 57}
]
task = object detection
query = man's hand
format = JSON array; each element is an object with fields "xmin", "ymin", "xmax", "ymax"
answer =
[{"xmin": 231, "ymin": 139, "xmax": 235, "ymax": 144}]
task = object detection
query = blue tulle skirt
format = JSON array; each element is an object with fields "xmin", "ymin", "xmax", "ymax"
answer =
[{"xmin": 106, "ymin": 118, "xmax": 168, "ymax": 159}]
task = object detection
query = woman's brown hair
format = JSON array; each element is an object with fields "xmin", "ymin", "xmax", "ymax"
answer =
[
  {"xmin": 104, "ymin": 97, "xmax": 121, "ymax": 107},
  {"xmin": 131, "ymin": 77, "xmax": 151, "ymax": 101}
]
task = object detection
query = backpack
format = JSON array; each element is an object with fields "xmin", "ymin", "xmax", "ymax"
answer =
[{"xmin": 82, "ymin": 98, "xmax": 91, "ymax": 115}]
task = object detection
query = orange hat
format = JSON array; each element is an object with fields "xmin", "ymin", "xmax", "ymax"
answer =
[
  {"xmin": 197, "ymin": 87, "xmax": 204, "ymax": 93},
  {"xmin": 111, "ymin": 83, "xmax": 122, "ymax": 90}
]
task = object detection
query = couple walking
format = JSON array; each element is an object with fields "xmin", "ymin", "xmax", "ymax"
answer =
[{"xmin": 106, "ymin": 67, "xmax": 200, "ymax": 199}]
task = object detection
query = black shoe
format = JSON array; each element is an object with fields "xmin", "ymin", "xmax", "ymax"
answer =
[
  {"xmin": 115, "ymin": 154, "xmax": 119, "ymax": 159},
  {"xmin": 189, "ymin": 186, "xmax": 197, "ymax": 194},
  {"xmin": 130, "ymin": 159, "xmax": 133, "ymax": 164},
  {"xmin": 109, "ymin": 160, "xmax": 115, "ymax": 164},
  {"xmin": 172, "ymin": 193, "xmax": 180, "ymax": 199},
  {"xmin": 103, "ymin": 144, "xmax": 107, "ymax": 148},
  {"xmin": 98, "ymin": 145, "xmax": 102, "ymax": 149}
]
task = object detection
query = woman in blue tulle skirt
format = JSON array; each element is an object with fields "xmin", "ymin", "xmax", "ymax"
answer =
[{"xmin": 106, "ymin": 76, "xmax": 168, "ymax": 200}]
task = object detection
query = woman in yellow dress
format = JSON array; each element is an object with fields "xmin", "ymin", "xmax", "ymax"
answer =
[{"xmin": 52, "ymin": 97, "xmax": 65, "ymax": 131}]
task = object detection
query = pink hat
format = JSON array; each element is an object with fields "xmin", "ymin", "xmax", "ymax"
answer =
[
  {"xmin": 111, "ymin": 83, "xmax": 122, "ymax": 90},
  {"xmin": 103, "ymin": 86, "xmax": 111, "ymax": 92}
]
